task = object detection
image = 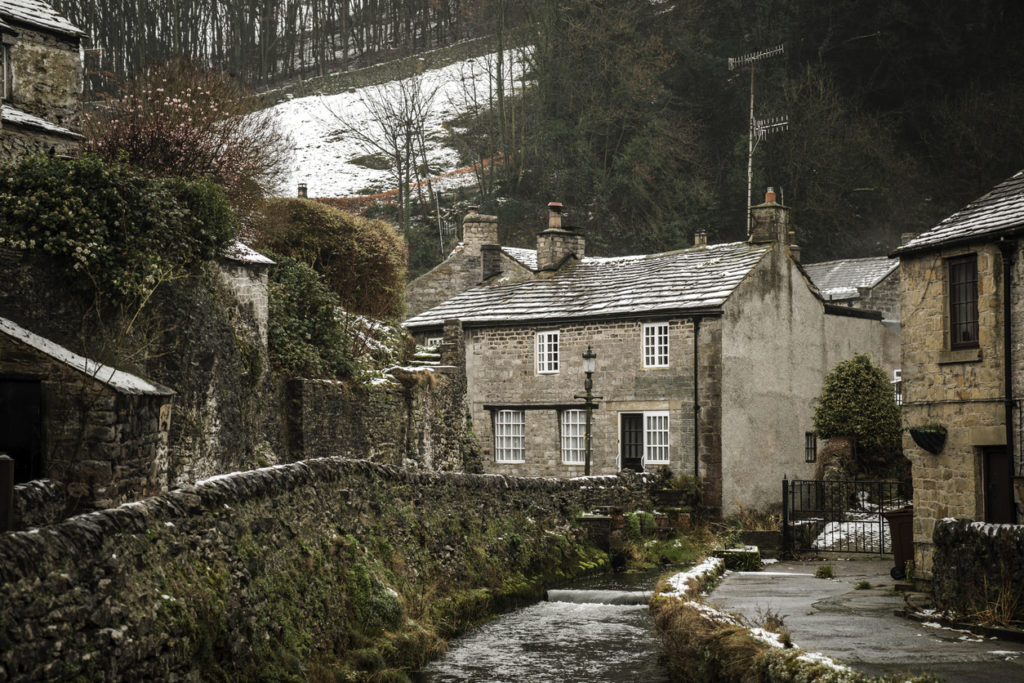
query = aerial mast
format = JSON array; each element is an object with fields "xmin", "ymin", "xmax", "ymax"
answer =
[{"xmin": 728, "ymin": 45, "xmax": 787, "ymax": 234}]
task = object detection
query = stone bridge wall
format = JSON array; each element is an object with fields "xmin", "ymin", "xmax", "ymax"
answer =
[{"xmin": 0, "ymin": 458, "xmax": 659, "ymax": 680}]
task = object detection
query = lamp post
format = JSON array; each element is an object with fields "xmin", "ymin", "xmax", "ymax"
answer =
[{"xmin": 581, "ymin": 346, "xmax": 597, "ymax": 476}]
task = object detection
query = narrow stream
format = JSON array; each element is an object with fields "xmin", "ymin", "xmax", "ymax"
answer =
[{"xmin": 419, "ymin": 569, "xmax": 674, "ymax": 682}]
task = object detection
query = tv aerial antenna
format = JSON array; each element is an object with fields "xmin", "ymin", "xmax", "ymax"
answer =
[{"xmin": 729, "ymin": 44, "xmax": 788, "ymax": 234}]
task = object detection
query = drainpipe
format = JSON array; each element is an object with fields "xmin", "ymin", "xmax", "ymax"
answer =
[
  {"xmin": 999, "ymin": 238, "xmax": 1018, "ymax": 523},
  {"xmin": 693, "ymin": 316, "xmax": 701, "ymax": 480}
]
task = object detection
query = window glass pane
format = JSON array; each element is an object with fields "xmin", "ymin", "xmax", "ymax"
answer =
[
  {"xmin": 495, "ymin": 410, "xmax": 525, "ymax": 462},
  {"xmin": 949, "ymin": 256, "xmax": 978, "ymax": 348},
  {"xmin": 537, "ymin": 331, "xmax": 560, "ymax": 373},
  {"xmin": 643, "ymin": 323, "xmax": 669, "ymax": 367},
  {"xmin": 561, "ymin": 409, "xmax": 586, "ymax": 464},
  {"xmin": 644, "ymin": 412, "xmax": 670, "ymax": 463}
]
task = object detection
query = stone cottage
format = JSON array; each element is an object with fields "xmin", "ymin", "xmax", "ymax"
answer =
[
  {"xmin": 405, "ymin": 192, "xmax": 899, "ymax": 515},
  {"xmin": 0, "ymin": 0, "xmax": 84, "ymax": 162},
  {"xmin": 894, "ymin": 169, "xmax": 1024, "ymax": 576},
  {"xmin": 0, "ymin": 316, "xmax": 174, "ymax": 513},
  {"xmin": 803, "ymin": 255, "xmax": 900, "ymax": 321}
]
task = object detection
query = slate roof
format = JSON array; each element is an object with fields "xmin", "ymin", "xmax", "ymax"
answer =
[
  {"xmin": 404, "ymin": 241, "xmax": 772, "ymax": 328},
  {"xmin": 0, "ymin": 316, "xmax": 175, "ymax": 396},
  {"xmin": 0, "ymin": 0, "xmax": 81, "ymax": 37},
  {"xmin": 501, "ymin": 246, "xmax": 537, "ymax": 270},
  {"xmin": 1, "ymin": 104, "xmax": 82, "ymax": 138},
  {"xmin": 0, "ymin": 16, "xmax": 13, "ymax": 32},
  {"xmin": 896, "ymin": 170, "xmax": 1024, "ymax": 255},
  {"xmin": 803, "ymin": 256, "xmax": 897, "ymax": 301}
]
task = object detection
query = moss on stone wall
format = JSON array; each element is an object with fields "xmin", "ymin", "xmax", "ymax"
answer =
[{"xmin": 0, "ymin": 459, "xmax": 657, "ymax": 681}]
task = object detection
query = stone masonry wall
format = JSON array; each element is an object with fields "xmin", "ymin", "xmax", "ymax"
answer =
[
  {"xmin": 0, "ymin": 125, "xmax": 80, "ymax": 164},
  {"xmin": 7, "ymin": 26, "xmax": 81, "ymax": 130},
  {"xmin": 286, "ymin": 365, "xmax": 473, "ymax": 471},
  {"xmin": 858, "ymin": 269, "xmax": 900, "ymax": 321},
  {"xmin": 932, "ymin": 518, "xmax": 1024, "ymax": 622},
  {"xmin": 466, "ymin": 318, "xmax": 699, "ymax": 479},
  {"xmin": 899, "ymin": 242, "xmax": 1019, "ymax": 577},
  {"xmin": 0, "ymin": 458, "xmax": 659, "ymax": 680},
  {"xmin": 0, "ymin": 333, "xmax": 171, "ymax": 513},
  {"xmin": 215, "ymin": 260, "xmax": 270, "ymax": 349},
  {"xmin": 12, "ymin": 479, "xmax": 65, "ymax": 529}
]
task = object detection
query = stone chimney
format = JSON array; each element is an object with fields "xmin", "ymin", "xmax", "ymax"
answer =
[
  {"xmin": 749, "ymin": 187, "xmax": 791, "ymax": 244},
  {"xmin": 694, "ymin": 231, "xmax": 708, "ymax": 248},
  {"xmin": 788, "ymin": 230, "xmax": 801, "ymax": 263},
  {"xmin": 297, "ymin": 183, "xmax": 308, "ymax": 199},
  {"xmin": 480, "ymin": 243, "xmax": 502, "ymax": 280},
  {"xmin": 462, "ymin": 206, "xmax": 498, "ymax": 257},
  {"xmin": 536, "ymin": 202, "xmax": 585, "ymax": 271}
]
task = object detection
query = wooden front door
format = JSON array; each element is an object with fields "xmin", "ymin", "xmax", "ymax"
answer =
[
  {"xmin": 620, "ymin": 413, "xmax": 644, "ymax": 472},
  {"xmin": 0, "ymin": 379, "xmax": 44, "ymax": 483},
  {"xmin": 982, "ymin": 446, "xmax": 1014, "ymax": 523}
]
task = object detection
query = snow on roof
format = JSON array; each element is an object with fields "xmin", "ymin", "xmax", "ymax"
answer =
[
  {"xmin": 0, "ymin": 316, "xmax": 175, "ymax": 396},
  {"xmin": 223, "ymin": 240, "xmax": 274, "ymax": 265},
  {"xmin": 404, "ymin": 241, "xmax": 772, "ymax": 328},
  {"xmin": 802, "ymin": 255, "xmax": 897, "ymax": 301},
  {"xmin": 501, "ymin": 246, "xmax": 537, "ymax": 270},
  {"xmin": 0, "ymin": 0, "xmax": 82, "ymax": 37},
  {"xmin": 897, "ymin": 170, "xmax": 1024, "ymax": 254},
  {"xmin": 265, "ymin": 48, "xmax": 530, "ymax": 198},
  {"xmin": 1, "ymin": 104, "xmax": 82, "ymax": 138}
]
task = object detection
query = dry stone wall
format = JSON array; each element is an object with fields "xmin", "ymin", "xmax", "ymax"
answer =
[
  {"xmin": 0, "ymin": 458, "xmax": 659, "ymax": 680},
  {"xmin": 7, "ymin": 26, "xmax": 82, "ymax": 130},
  {"xmin": 932, "ymin": 518, "xmax": 1024, "ymax": 622}
]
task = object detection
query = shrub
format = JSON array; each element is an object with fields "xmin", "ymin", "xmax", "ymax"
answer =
[
  {"xmin": 815, "ymin": 564, "xmax": 834, "ymax": 579},
  {"xmin": 0, "ymin": 154, "xmax": 235, "ymax": 304},
  {"xmin": 267, "ymin": 255, "xmax": 354, "ymax": 379},
  {"xmin": 813, "ymin": 354, "xmax": 904, "ymax": 478},
  {"xmin": 84, "ymin": 60, "xmax": 291, "ymax": 219},
  {"xmin": 252, "ymin": 199, "xmax": 407, "ymax": 319}
]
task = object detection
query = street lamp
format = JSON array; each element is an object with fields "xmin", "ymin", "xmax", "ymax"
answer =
[{"xmin": 581, "ymin": 346, "xmax": 597, "ymax": 476}]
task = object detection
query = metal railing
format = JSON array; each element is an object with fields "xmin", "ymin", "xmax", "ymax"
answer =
[{"xmin": 782, "ymin": 478, "xmax": 910, "ymax": 555}]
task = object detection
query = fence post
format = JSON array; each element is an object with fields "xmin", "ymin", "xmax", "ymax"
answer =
[
  {"xmin": 0, "ymin": 454, "xmax": 13, "ymax": 532},
  {"xmin": 781, "ymin": 474, "xmax": 790, "ymax": 556}
]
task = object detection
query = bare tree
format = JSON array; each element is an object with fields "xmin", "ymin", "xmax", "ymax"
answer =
[{"xmin": 320, "ymin": 71, "xmax": 439, "ymax": 234}]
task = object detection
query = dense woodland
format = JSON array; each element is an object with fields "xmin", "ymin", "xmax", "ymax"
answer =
[{"xmin": 53, "ymin": 0, "xmax": 1024, "ymax": 266}]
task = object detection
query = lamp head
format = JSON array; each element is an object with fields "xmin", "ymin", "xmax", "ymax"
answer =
[{"xmin": 582, "ymin": 345, "xmax": 597, "ymax": 374}]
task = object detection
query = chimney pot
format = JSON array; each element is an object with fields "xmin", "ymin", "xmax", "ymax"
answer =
[
  {"xmin": 297, "ymin": 183, "xmax": 308, "ymax": 199},
  {"xmin": 468, "ymin": 205, "xmax": 479, "ymax": 215},
  {"xmin": 548, "ymin": 202, "xmax": 563, "ymax": 229},
  {"xmin": 765, "ymin": 187, "xmax": 777, "ymax": 204}
]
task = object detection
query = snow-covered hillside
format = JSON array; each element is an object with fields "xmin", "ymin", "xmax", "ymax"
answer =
[{"xmin": 268, "ymin": 49, "xmax": 529, "ymax": 199}]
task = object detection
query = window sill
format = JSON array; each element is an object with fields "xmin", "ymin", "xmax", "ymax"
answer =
[
  {"xmin": 938, "ymin": 348, "xmax": 982, "ymax": 364},
  {"xmin": 495, "ymin": 459, "xmax": 525, "ymax": 464},
  {"xmin": 642, "ymin": 364, "xmax": 671, "ymax": 370}
]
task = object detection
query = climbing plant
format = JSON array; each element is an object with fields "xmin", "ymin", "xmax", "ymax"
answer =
[{"xmin": 0, "ymin": 154, "xmax": 235, "ymax": 304}]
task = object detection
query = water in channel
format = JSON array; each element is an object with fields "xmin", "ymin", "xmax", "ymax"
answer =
[{"xmin": 419, "ymin": 569, "xmax": 673, "ymax": 683}]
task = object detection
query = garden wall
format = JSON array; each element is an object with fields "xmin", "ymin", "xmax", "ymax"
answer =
[
  {"xmin": 932, "ymin": 518, "xmax": 1024, "ymax": 622},
  {"xmin": 0, "ymin": 458, "xmax": 658, "ymax": 681}
]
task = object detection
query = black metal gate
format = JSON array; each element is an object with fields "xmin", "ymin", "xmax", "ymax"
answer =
[{"xmin": 782, "ymin": 478, "xmax": 911, "ymax": 555}]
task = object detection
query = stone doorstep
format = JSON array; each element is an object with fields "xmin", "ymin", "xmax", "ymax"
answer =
[{"xmin": 897, "ymin": 608, "xmax": 1024, "ymax": 644}]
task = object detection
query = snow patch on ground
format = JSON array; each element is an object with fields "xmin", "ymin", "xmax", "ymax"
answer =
[
  {"xmin": 663, "ymin": 557, "xmax": 724, "ymax": 595},
  {"xmin": 267, "ymin": 49, "xmax": 531, "ymax": 198}
]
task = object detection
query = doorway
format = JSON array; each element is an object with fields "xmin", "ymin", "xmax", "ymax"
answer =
[
  {"xmin": 0, "ymin": 379, "xmax": 44, "ymax": 483},
  {"xmin": 620, "ymin": 413, "xmax": 644, "ymax": 472},
  {"xmin": 982, "ymin": 446, "xmax": 1014, "ymax": 523}
]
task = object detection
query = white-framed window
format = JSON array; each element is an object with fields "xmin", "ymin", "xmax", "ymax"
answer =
[
  {"xmin": 561, "ymin": 409, "xmax": 586, "ymax": 464},
  {"xmin": 425, "ymin": 336, "xmax": 442, "ymax": 348},
  {"xmin": 494, "ymin": 410, "xmax": 525, "ymax": 462},
  {"xmin": 643, "ymin": 322, "xmax": 670, "ymax": 367},
  {"xmin": 645, "ymin": 411, "xmax": 670, "ymax": 464},
  {"xmin": 536, "ymin": 330, "xmax": 560, "ymax": 373},
  {"xmin": 891, "ymin": 368, "xmax": 902, "ymax": 406}
]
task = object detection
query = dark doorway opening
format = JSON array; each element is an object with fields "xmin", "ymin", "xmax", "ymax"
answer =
[
  {"xmin": 0, "ymin": 379, "xmax": 44, "ymax": 483},
  {"xmin": 982, "ymin": 446, "xmax": 1014, "ymax": 523},
  {"xmin": 620, "ymin": 413, "xmax": 644, "ymax": 472}
]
